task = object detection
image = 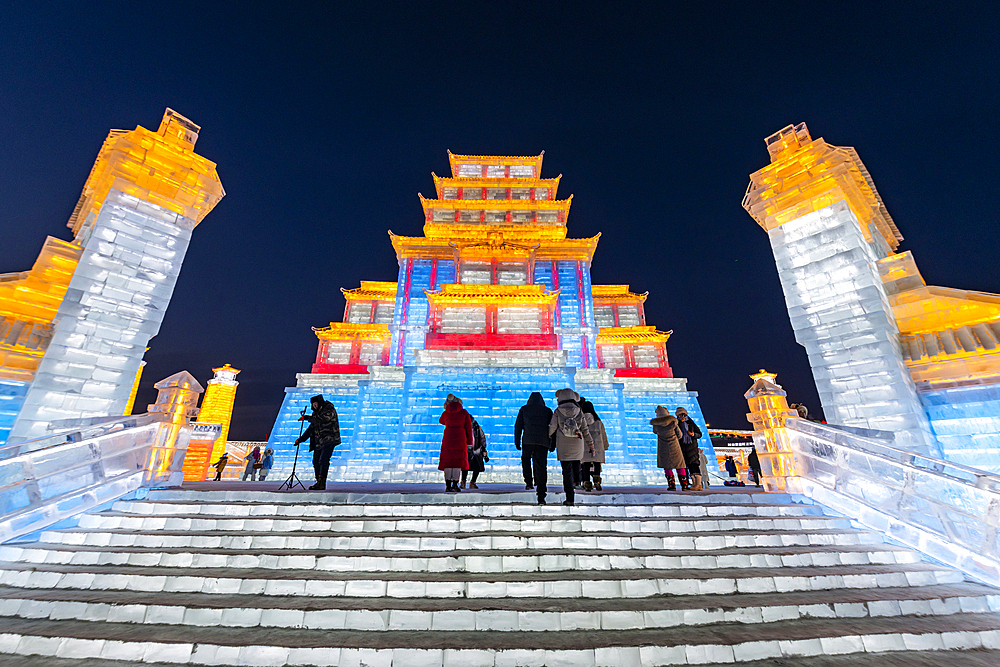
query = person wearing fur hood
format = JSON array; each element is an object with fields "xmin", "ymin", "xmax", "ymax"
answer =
[
  {"xmin": 651, "ymin": 405, "xmax": 687, "ymax": 491},
  {"xmin": 548, "ymin": 388, "xmax": 594, "ymax": 505},
  {"xmin": 438, "ymin": 394, "xmax": 473, "ymax": 493}
]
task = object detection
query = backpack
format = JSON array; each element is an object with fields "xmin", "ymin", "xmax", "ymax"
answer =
[{"xmin": 559, "ymin": 414, "xmax": 582, "ymax": 439}]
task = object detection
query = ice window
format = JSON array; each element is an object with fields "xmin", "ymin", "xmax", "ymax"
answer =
[
  {"xmin": 497, "ymin": 306, "xmax": 544, "ymax": 334},
  {"xmin": 325, "ymin": 341, "xmax": 353, "ymax": 365},
  {"xmin": 460, "ymin": 261, "xmax": 492, "ymax": 284},
  {"xmin": 509, "ymin": 165, "xmax": 533, "ymax": 177},
  {"xmin": 486, "ymin": 188, "xmax": 506, "ymax": 200},
  {"xmin": 440, "ymin": 306, "xmax": 487, "ymax": 334},
  {"xmin": 442, "ymin": 187, "xmax": 458, "ymax": 200},
  {"xmin": 599, "ymin": 344, "xmax": 626, "ymax": 368},
  {"xmin": 433, "ymin": 209, "xmax": 455, "ymax": 222},
  {"xmin": 617, "ymin": 305, "xmax": 641, "ymax": 326},
  {"xmin": 484, "ymin": 210, "xmax": 506, "ymax": 222},
  {"xmin": 594, "ymin": 306, "xmax": 615, "ymax": 327},
  {"xmin": 374, "ymin": 302, "xmax": 395, "ymax": 324},
  {"xmin": 462, "ymin": 188, "xmax": 483, "ymax": 200},
  {"xmin": 511, "ymin": 188, "xmax": 531, "ymax": 200},
  {"xmin": 458, "ymin": 210, "xmax": 481, "ymax": 222},
  {"xmin": 633, "ymin": 345, "xmax": 660, "ymax": 367},
  {"xmin": 497, "ymin": 261, "xmax": 528, "ymax": 285},
  {"xmin": 486, "ymin": 164, "xmax": 506, "ymax": 177},
  {"xmin": 358, "ymin": 342, "xmax": 384, "ymax": 366},
  {"xmin": 536, "ymin": 211, "xmax": 558, "ymax": 223},
  {"xmin": 534, "ymin": 187, "xmax": 550, "ymax": 200},
  {"xmin": 457, "ymin": 164, "xmax": 481, "ymax": 177},
  {"xmin": 511, "ymin": 210, "xmax": 532, "ymax": 223},
  {"xmin": 347, "ymin": 301, "xmax": 373, "ymax": 323}
]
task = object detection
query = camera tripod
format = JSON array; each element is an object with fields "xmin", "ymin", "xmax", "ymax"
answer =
[{"xmin": 278, "ymin": 409, "xmax": 307, "ymax": 492}]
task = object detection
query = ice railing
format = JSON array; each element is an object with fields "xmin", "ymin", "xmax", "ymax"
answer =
[
  {"xmin": 784, "ymin": 418, "xmax": 1000, "ymax": 584},
  {"xmin": 0, "ymin": 415, "xmax": 191, "ymax": 543}
]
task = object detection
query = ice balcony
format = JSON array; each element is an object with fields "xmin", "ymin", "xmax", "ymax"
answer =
[
  {"xmin": 0, "ymin": 414, "xmax": 191, "ymax": 543},
  {"xmin": 775, "ymin": 418, "xmax": 1000, "ymax": 585}
]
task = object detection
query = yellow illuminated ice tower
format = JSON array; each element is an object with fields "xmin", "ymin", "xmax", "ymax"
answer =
[
  {"xmin": 197, "ymin": 364, "xmax": 241, "ymax": 464},
  {"xmin": 0, "ymin": 109, "xmax": 224, "ymax": 444},
  {"xmin": 744, "ymin": 369, "xmax": 799, "ymax": 492}
]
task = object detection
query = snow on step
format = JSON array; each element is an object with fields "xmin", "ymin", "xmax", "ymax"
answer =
[{"xmin": 1, "ymin": 488, "xmax": 999, "ymax": 666}]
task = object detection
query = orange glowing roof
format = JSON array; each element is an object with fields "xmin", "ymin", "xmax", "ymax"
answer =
[
  {"xmin": 313, "ymin": 322, "xmax": 391, "ymax": 341},
  {"xmin": 591, "ymin": 285, "xmax": 648, "ymax": 303},
  {"xmin": 419, "ymin": 194, "xmax": 572, "ymax": 215},
  {"xmin": 596, "ymin": 326, "xmax": 671, "ymax": 344},
  {"xmin": 389, "ymin": 230, "xmax": 600, "ymax": 262},
  {"xmin": 341, "ymin": 281, "xmax": 398, "ymax": 301},
  {"xmin": 432, "ymin": 174, "xmax": 562, "ymax": 198},
  {"xmin": 448, "ymin": 151, "xmax": 544, "ymax": 178},
  {"xmin": 425, "ymin": 284, "xmax": 560, "ymax": 306}
]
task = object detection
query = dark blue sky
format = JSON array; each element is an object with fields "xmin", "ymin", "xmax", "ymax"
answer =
[{"xmin": 2, "ymin": 3, "xmax": 998, "ymax": 439}]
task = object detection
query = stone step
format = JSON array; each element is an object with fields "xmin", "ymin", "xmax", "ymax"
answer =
[
  {"xmin": 111, "ymin": 498, "xmax": 828, "ymax": 518},
  {"xmin": 0, "ymin": 542, "xmax": 923, "ymax": 573},
  {"xmin": 1, "ymin": 612, "xmax": 999, "ymax": 664},
  {"xmin": 1, "ymin": 583, "xmax": 996, "ymax": 632},
  {"xmin": 33, "ymin": 525, "xmax": 889, "ymax": 551},
  {"xmin": 74, "ymin": 512, "xmax": 853, "ymax": 534},
  {"xmin": 0, "ymin": 561, "xmax": 967, "ymax": 598}
]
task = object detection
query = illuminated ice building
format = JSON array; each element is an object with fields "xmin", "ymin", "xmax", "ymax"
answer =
[
  {"xmin": 267, "ymin": 153, "xmax": 719, "ymax": 482},
  {"xmin": 745, "ymin": 123, "xmax": 1000, "ymax": 472}
]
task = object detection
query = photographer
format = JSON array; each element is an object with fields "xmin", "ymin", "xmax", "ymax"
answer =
[{"xmin": 294, "ymin": 394, "xmax": 341, "ymax": 490}]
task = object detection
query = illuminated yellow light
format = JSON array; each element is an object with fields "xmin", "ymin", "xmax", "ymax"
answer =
[
  {"xmin": 591, "ymin": 285, "xmax": 649, "ymax": 303},
  {"xmin": 313, "ymin": 322, "xmax": 392, "ymax": 342},
  {"xmin": 447, "ymin": 151, "xmax": 544, "ymax": 177},
  {"xmin": 122, "ymin": 360, "xmax": 146, "ymax": 416},
  {"xmin": 197, "ymin": 364, "xmax": 240, "ymax": 473},
  {"xmin": 743, "ymin": 123, "xmax": 902, "ymax": 251},
  {"xmin": 390, "ymin": 231, "xmax": 600, "ymax": 261},
  {"xmin": 433, "ymin": 174, "xmax": 562, "ymax": 199},
  {"xmin": 424, "ymin": 284, "xmax": 560, "ymax": 307},
  {"xmin": 596, "ymin": 326, "xmax": 672, "ymax": 344},
  {"xmin": 341, "ymin": 281, "xmax": 398, "ymax": 301}
]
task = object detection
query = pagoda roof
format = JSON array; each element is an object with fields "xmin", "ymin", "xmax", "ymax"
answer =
[
  {"xmin": 341, "ymin": 281, "xmax": 398, "ymax": 301},
  {"xmin": 425, "ymin": 284, "xmax": 560, "ymax": 306},
  {"xmin": 596, "ymin": 326, "xmax": 672, "ymax": 344},
  {"xmin": 591, "ymin": 284, "xmax": 649, "ymax": 303},
  {"xmin": 313, "ymin": 322, "xmax": 391, "ymax": 341},
  {"xmin": 419, "ymin": 194, "xmax": 572, "ymax": 215},
  {"xmin": 389, "ymin": 230, "xmax": 600, "ymax": 262},
  {"xmin": 432, "ymin": 174, "xmax": 561, "ymax": 198},
  {"xmin": 448, "ymin": 151, "xmax": 544, "ymax": 178}
]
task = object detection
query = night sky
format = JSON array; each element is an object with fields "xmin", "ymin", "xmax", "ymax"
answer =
[{"xmin": 2, "ymin": 4, "xmax": 998, "ymax": 439}]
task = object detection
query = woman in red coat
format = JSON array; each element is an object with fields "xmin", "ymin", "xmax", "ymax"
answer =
[{"xmin": 439, "ymin": 394, "xmax": 472, "ymax": 492}]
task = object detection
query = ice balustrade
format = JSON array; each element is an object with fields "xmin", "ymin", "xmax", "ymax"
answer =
[
  {"xmin": 780, "ymin": 417, "xmax": 1000, "ymax": 584},
  {"xmin": 921, "ymin": 384, "xmax": 1000, "ymax": 474},
  {"xmin": 0, "ymin": 414, "xmax": 191, "ymax": 543}
]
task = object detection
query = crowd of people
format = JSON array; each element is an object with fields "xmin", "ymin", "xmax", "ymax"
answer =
[{"xmin": 211, "ymin": 392, "xmax": 724, "ymax": 501}]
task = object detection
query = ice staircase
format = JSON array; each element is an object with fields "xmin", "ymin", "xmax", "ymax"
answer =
[{"xmin": 2, "ymin": 487, "xmax": 1000, "ymax": 666}]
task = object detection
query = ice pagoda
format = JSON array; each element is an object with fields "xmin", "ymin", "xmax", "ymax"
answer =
[{"xmin": 266, "ymin": 152, "xmax": 718, "ymax": 483}]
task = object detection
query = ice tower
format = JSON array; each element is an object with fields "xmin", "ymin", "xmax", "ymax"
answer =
[
  {"xmin": 0, "ymin": 109, "xmax": 225, "ymax": 444},
  {"xmin": 745, "ymin": 123, "xmax": 1000, "ymax": 469},
  {"xmin": 267, "ymin": 152, "xmax": 719, "ymax": 482}
]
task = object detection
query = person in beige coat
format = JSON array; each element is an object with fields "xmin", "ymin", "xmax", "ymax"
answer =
[
  {"xmin": 579, "ymin": 398, "xmax": 608, "ymax": 491},
  {"xmin": 651, "ymin": 405, "xmax": 686, "ymax": 491},
  {"xmin": 548, "ymin": 388, "xmax": 594, "ymax": 506}
]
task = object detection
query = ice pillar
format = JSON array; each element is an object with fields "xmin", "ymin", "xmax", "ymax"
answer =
[{"xmin": 743, "ymin": 123, "xmax": 940, "ymax": 456}]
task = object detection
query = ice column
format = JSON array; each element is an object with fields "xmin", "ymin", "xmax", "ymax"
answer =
[{"xmin": 744, "ymin": 123, "xmax": 940, "ymax": 456}]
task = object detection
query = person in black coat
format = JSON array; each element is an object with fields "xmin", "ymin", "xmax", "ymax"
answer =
[
  {"xmin": 675, "ymin": 407, "xmax": 703, "ymax": 491},
  {"xmin": 294, "ymin": 394, "xmax": 341, "ymax": 490},
  {"xmin": 748, "ymin": 446, "xmax": 762, "ymax": 487},
  {"xmin": 514, "ymin": 392, "xmax": 554, "ymax": 505}
]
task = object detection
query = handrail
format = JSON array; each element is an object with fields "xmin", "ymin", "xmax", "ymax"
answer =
[{"xmin": 783, "ymin": 418, "xmax": 1000, "ymax": 584}]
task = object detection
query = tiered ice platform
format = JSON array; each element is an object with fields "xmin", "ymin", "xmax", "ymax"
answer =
[{"xmin": 1, "ymin": 484, "xmax": 999, "ymax": 665}]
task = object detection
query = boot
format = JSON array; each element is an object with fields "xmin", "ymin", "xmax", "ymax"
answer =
[
  {"xmin": 583, "ymin": 480, "xmax": 593, "ymax": 492},
  {"xmin": 460, "ymin": 480, "xmax": 467, "ymax": 489},
  {"xmin": 690, "ymin": 474, "xmax": 703, "ymax": 492},
  {"xmin": 445, "ymin": 481, "xmax": 452, "ymax": 492},
  {"xmin": 593, "ymin": 475, "xmax": 602, "ymax": 491}
]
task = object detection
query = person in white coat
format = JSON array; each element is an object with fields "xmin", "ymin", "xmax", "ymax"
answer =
[{"xmin": 548, "ymin": 388, "xmax": 594, "ymax": 506}]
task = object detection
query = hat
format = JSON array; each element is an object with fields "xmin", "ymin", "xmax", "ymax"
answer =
[
  {"xmin": 310, "ymin": 394, "xmax": 324, "ymax": 404},
  {"xmin": 445, "ymin": 394, "xmax": 462, "ymax": 407},
  {"xmin": 675, "ymin": 407, "xmax": 688, "ymax": 416},
  {"xmin": 655, "ymin": 405, "xmax": 670, "ymax": 417},
  {"xmin": 555, "ymin": 388, "xmax": 579, "ymax": 403}
]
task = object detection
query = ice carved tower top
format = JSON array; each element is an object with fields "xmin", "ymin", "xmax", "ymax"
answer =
[{"xmin": 743, "ymin": 124, "xmax": 940, "ymax": 457}]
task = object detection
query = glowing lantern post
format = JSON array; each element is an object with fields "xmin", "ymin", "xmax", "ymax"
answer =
[
  {"xmin": 745, "ymin": 369, "xmax": 799, "ymax": 492},
  {"xmin": 197, "ymin": 364, "xmax": 241, "ymax": 465}
]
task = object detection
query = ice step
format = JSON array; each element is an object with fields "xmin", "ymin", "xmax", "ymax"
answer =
[
  {"xmin": 0, "ymin": 543, "xmax": 923, "ymax": 572},
  {"xmin": 1, "ymin": 613, "xmax": 999, "ymax": 664},
  {"xmin": 1, "ymin": 584, "xmax": 996, "ymax": 631},
  {"xmin": 33, "ymin": 526, "xmax": 889, "ymax": 552},
  {"xmin": 74, "ymin": 513, "xmax": 853, "ymax": 534},
  {"xmin": 0, "ymin": 561, "xmax": 967, "ymax": 598},
  {"xmin": 111, "ymin": 499, "xmax": 829, "ymax": 518}
]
